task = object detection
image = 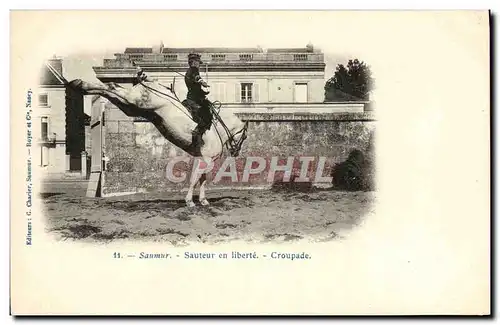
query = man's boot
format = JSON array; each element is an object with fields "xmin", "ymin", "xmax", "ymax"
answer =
[{"xmin": 191, "ymin": 125, "xmax": 205, "ymax": 148}]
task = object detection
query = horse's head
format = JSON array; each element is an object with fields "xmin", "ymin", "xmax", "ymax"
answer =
[
  {"xmin": 214, "ymin": 107, "xmax": 249, "ymax": 157},
  {"xmin": 228, "ymin": 120, "xmax": 249, "ymax": 157}
]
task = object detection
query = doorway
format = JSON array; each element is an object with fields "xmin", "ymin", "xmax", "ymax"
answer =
[{"xmin": 294, "ymin": 83, "xmax": 308, "ymax": 103}]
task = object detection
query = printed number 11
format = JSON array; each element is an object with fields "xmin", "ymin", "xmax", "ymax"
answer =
[{"xmin": 113, "ymin": 252, "xmax": 121, "ymax": 258}]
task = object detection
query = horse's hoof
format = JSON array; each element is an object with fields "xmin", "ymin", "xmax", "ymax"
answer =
[
  {"xmin": 68, "ymin": 79, "xmax": 90, "ymax": 94},
  {"xmin": 200, "ymin": 198, "xmax": 210, "ymax": 206},
  {"xmin": 185, "ymin": 200, "xmax": 196, "ymax": 208},
  {"xmin": 68, "ymin": 79, "xmax": 83, "ymax": 90}
]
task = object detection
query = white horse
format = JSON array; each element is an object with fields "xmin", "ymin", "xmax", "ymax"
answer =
[{"xmin": 67, "ymin": 76, "xmax": 249, "ymax": 207}]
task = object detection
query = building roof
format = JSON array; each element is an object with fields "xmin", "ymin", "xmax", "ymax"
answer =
[
  {"xmin": 267, "ymin": 48, "xmax": 313, "ymax": 53},
  {"xmin": 123, "ymin": 46, "xmax": 317, "ymax": 54},
  {"xmin": 97, "ymin": 45, "xmax": 325, "ymax": 77},
  {"xmin": 39, "ymin": 61, "xmax": 65, "ymax": 86},
  {"xmin": 124, "ymin": 47, "xmax": 153, "ymax": 54},
  {"xmin": 162, "ymin": 47, "xmax": 263, "ymax": 53}
]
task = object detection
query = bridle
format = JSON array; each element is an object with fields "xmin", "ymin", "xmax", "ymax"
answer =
[
  {"xmin": 227, "ymin": 124, "xmax": 248, "ymax": 156},
  {"xmin": 211, "ymin": 106, "xmax": 248, "ymax": 157}
]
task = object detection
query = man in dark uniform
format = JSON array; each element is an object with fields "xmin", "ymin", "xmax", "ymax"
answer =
[{"xmin": 183, "ymin": 53, "xmax": 213, "ymax": 147}]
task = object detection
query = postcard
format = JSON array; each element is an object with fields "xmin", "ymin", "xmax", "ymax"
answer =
[{"xmin": 10, "ymin": 10, "xmax": 490, "ymax": 315}]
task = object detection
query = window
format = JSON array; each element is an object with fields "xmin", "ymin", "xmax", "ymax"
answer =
[
  {"xmin": 293, "ymin": 54, "xmax": 308, "ymax": 61},
  {"xmin": 236, "ymin": 83, "xmax": 259, "ymax": 103},
  {"xmin": 40, "ymin": 146, "xmax": 49, "ymax": 167},
  {"xmin": 40, "ymin": 116, "xmax": 49, "ymax": 167},
  {"xmin": 164, "ymin": 54, "xmax": 177, "ymax": 61},
  {"xmin": 41, "ymin": 117, "xmax": 48, "ymax": 140},
  {"xmin": 241, "ymin": 83, "xmax": 253, "ymax": 103},
  {"xmin": 294, "ymin": 83, "xmax": 308, "ymax": 103},
  {"xmin": 211, "ymin": 54, "xmax": 226, "ymax": 61},
  {"xmin": 39, "ymin": 94, "xmax": 48, "ymax": 107},
  {"xmin": 239, "ymin": 54, "xmax": 253, "ymax": 61}
]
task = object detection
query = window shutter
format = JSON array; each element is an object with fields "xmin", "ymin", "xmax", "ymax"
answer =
[
  {"xmin": 253, "ymin": 83, "xmax": 260, "ymax": 103},
  {"xmin": 221, "ymin": 83, "xmax": 226, "ymax": 102},
  {"xmin": 41, "ymin": 146, "xmax": 49, "ymax": 166},
  {"xmin": 208, "ymin": 83, "xmax": 216, "ymax": 102},
  {"xmin": 234, "ymin": 83, "xmax": 240, "ymax": 103}
]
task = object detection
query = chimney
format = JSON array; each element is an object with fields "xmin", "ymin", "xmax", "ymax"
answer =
[
  {"xmin": 47, "ymin": 55, "xmax": 63, "ymax": 76},
  {"xmin": 153, "ymin": 41, "xmax": 165, "ymax": 54}
]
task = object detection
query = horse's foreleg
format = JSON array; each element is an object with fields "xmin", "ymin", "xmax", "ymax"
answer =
[
  {"xmin": 185, "ymin": 173, "xmax": 200, "ymax": 208},
  {"xmin": 199, "ymin": 174, "xmax": 209, "ymax": 206},
  {"xmin": 185, "ymin": 157, "xmax": 213, "ymax": 208}
]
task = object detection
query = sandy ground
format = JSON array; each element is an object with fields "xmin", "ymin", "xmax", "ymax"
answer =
[{"xmin": 40, "ymin": 188, "xmax": 376, "ymax": 245}]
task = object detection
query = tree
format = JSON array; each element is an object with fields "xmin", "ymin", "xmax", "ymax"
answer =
[{"xmin": 324, "ymin": 59, "xmax": 375, "ymax": 101}]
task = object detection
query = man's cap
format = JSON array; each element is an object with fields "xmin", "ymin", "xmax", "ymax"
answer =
[{"xmin": 188, "ymin": 53, "xmax": 203, "ymax": 63}]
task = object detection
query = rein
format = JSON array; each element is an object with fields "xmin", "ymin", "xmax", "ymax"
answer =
[{"xmin": 138, "ymin": 79, "xmax": 246, "ymax": 156}]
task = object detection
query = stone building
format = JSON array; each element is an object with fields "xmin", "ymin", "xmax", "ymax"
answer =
[
  {"xmin": 92, "ymin": 43, "xmax": 366, "ymax": 113},
  {"xmin": 37, "ymin": 57, "xmax": 91, "ymax": 179}
]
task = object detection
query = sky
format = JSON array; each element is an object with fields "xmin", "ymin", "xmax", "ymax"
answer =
[
  {"xmin": 32, "ymin": 11, "xmax": 376, "ymax": 84},
  {"xmin": 24, "ymin": 10, "xmax": 487, "ymax": 117}
]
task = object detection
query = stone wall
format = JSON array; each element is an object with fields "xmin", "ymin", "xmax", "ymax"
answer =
[{"xmin": 100, "ymin": 105, "xmax": 375, "ymax": 196}]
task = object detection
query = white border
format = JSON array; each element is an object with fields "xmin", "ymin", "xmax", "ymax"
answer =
[
  {"xmin": 3, "ymin": 0, "xmax": 500, "ymax": 9},
  {"xmin": 3, "ymin": 2, "xmax": 498, "ymax": 323}
]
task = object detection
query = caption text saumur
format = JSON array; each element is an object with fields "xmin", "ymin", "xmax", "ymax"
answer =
[{"xmin": 112, "ymin": 251, "xmax": 312, "ymax": 261}]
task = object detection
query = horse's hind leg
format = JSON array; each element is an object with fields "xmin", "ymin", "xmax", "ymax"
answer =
[
  {"xmin": 105, "ymin": 82, "xmax": 124, "ymax": 90},
  {"xmin": 199, "ymin": 174, "xmax": 209, "ymax": 206},
  {"xmin": 185, "ymin": 173, "xmax": 200, "ymax": 208},
  {"xmin": 185, "ymin": 157, "xmax": 212, "ymax": 208}
]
